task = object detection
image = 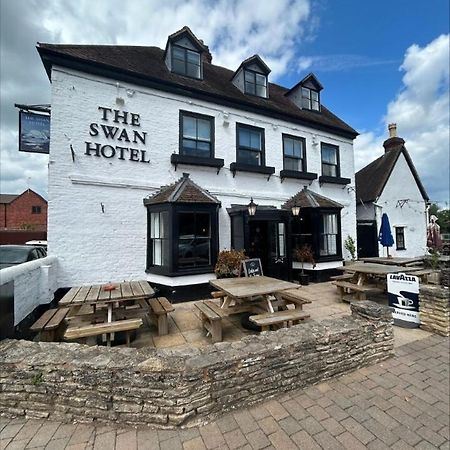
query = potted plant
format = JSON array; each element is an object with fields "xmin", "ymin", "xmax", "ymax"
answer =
[
  {"xmin": 425, "ymin": 249, "xmax": 442, "ymax": 285},
  {"xmin": 294, "ymin": 244, "xmax": 316, "ymax": 285},
  {"xmin": 214, "ymin": 249, "xmax": 247, "ymax": 279},
  {"xmin": 344, "ymin": 235, "xmax": 356, "ymax": 265}
]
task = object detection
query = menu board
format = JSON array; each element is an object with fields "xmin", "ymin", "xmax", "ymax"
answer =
[{"xmin": 242, "ymin": 258, "xmax": 263, "ymax": 277}]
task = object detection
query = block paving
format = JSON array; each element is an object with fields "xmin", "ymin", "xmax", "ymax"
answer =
[{"xmin": 1, "ymin": 334, "xmax": 448, "ymax": 449}]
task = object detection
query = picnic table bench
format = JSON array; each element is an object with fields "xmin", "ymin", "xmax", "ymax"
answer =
[
  {"xmin": 249, "ymin": 309, "xmax": 310, "ymax": 331},
  {"xmin": 195, "ymin": 300, "xmax": 227, "ymax": 343},
  {"xmin": 333, "ymin": 281, "xmax": 383, "ymax": 302},
  {"xmin": 145, "ymin": 297, "xmax": 175, "ymax": 336},
  {"xmin": 30, "ymin": 307, "xmax": 70, "ymax": 341},
  {"xmin": 64, "ymin": 318, "xmax": 143, "ymax": 346}
]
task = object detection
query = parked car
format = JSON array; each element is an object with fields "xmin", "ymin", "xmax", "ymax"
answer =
[{"xmin": 0, "ymin": 245, "xmax": 47, "ymax": 270}]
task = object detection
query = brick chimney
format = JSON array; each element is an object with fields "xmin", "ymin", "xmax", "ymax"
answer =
[{"xmin": 383, "ymin": 123, "xmax": 404, "ymax": 152}]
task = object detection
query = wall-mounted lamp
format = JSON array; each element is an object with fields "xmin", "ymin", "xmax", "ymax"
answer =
[
  {"xmin": 247, "ymin": 197, "xmax": 257, "ymax": 216},
  {"xmin": 272, "ymin": 124, "xmax": 278, "ymax": 131},
  {"xmin": 311, "ymin": 134, "xmax": 318, "ymax": 147},
  {"xmin": 291, "ymin": 201, "xmax": 301, "ymax": 217}
]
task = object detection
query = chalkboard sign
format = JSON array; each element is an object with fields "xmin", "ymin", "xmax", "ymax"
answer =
[{"xmin": 241, "ymin": 258, "xmax": 263, "ymax": 277}]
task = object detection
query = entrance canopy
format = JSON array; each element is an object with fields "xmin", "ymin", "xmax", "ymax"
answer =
[{"xmin": 282, "ymin": 187, "xmax": 343, "ymax": 210}]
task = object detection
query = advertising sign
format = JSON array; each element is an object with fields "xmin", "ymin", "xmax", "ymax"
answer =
[
  {"xmin": 387, "ymin": 273, "xmax": 420, "ymax": 327},
  {"xmin": 19, "ymin": 111, "xmax": 50, "ymax": 154}
]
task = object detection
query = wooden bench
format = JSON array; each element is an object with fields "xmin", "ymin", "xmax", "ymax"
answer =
[
  {"xmin": 30, "ymin": 308, "xmax": 70, "ymax": 341},
  {"xmin": 409, "ymin": 269, "xmax": 433, "ymax": 282},
  {"xmin": 147, "ymin": 297, "xmax": 175, "ymax": 336},
  {"xmin": 330, "ymin": 274, "xmax": 354, "ymax": 282},
  {"xmin": 333, "ymin": 281, "xmax": 383, "ymax": 302},
  {"xmin": 195, "ymin": 300, "xmax": 226, "ymax": 343},
  {"xmin": 64, "ymin": 318, "xmax": 143, "ymax": 346},
  {"xmin": 249, "ymin": 309, "xmax": 310, "ymax": 331},
  {"xmin": 274, "ymin": 288, "xmax": 313, "ymax": 309}
]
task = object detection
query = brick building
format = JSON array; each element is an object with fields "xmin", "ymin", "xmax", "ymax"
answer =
[{"xmin": 0, "ymin": 189, "xmax": 47, "ymax": 231}]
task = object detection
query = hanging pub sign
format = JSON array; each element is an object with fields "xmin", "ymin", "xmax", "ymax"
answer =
[
  {"xmin": 19, "ymin": 111, "xmax": 50, "ymax": 154},
  {"xmin": 387, "ymin": 273, "xmax": 420, "ymax": 328}
]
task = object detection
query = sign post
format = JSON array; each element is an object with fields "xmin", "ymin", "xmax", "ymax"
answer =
[{"xmin": 387, "ymin": 273, "xmax": 420, "ymax": 328}]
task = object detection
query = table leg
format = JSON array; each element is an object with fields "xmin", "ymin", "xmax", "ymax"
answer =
[
  {"xmin": 105, "ymin": 303, "xmax": 113, "ymax": 347},
  {"xmin": 265, "ymin": 296, "xmax": 274, "ymax": 313}
]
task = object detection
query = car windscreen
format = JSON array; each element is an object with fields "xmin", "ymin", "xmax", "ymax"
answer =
[{"xmin": 0, "ymin": 247, "xmax": 29, "ymax": 264}]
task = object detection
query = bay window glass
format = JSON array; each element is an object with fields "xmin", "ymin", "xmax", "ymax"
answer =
[
  {"xmin": 320, "ymin": 213, "xmax": 338, "ymax": 256},
  {"xmin": 178, "ymin": 212, "xmax": 211, "ymax": 268},
  {"xmin": 321, "ymin": 144, "xmax": 339, "ymax": 177},
  {"xmin": 283, "ymin": 135, "xmax": 305, "ymax": 171},
  {"xmin": 150, "ymin": 211, "xmax": 169, "ymax": 266},
  {"xmin": 237, "ymin": 124, "xmax": 264, "ymax": 166},
  {"xmin": 181, "ymin": 112, "xmax": 213, "ymax": 157}
]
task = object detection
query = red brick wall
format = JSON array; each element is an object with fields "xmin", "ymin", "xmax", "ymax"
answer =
[
  {"xmin": 0, "ymin": 204, "xmax": 6, "ymax": 228},
  {"xmin": 3, "ymin": 190, "xmax": 47, "ymax": 231}
]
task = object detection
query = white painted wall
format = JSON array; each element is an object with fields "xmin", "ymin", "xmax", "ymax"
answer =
[
  {"xmin": 0, "ymin": 256, "xmax": 58, "ymax": 325},
  {"xmin": 49, "ymin": 67, "xmax": 357, "ymax": 287},
  {"xmin": 356, "ymin": 152, "xmax": 427, "ymax": 258}
]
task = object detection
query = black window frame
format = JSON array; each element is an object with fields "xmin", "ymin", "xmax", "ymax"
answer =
[
  {"xmin": 321, "ymin": 143, "xmax": 340, "ymax": 178},
  {"xmin": 179, "ymin": 110, "xmax": 215, "ymax": 158},
  {"xmin": 171, "ymin": 44, "xmax": 202, "ymax": 79},
  {"xmin": 145, "ymin": 203, "xmax": 220, "ymax": 277},
  {"xmin": 319, "ymin": 211, "xmax": 340, "ymax": 257},
  {"xmin": 243, "ymin": 69, "xmax": 267, "ymax": 97},
  {"xmin": 236, "ymin": 123, "xmax": 266, "ymax": 167},
  {"xmin": 31, "ymin": 205, "xmax": 41, "ymax": 214},
  {"xmin": 282, "ymin": 134, "xmax": 306, "ymax": 172},
  {"xmin": 301, "ymin": 87, "xmax": 320, "ymax": 111},
  {"xmin": 395, "ymin": 227, "xmax": 406, "ymax": 250}
]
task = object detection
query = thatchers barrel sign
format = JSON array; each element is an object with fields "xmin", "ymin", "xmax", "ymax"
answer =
[{"xmin": 387, "ymin": 273, "xmax": 420, "ymax": 327}]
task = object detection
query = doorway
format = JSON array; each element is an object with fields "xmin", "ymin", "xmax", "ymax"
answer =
[{"xmin": 357, "ymin": 220, "xmax": 379, "ymax": 257}]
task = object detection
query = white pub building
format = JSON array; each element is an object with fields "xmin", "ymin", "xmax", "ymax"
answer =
[{"xmin": 38, "ymin": 26, "xmax": 359, "ymax": 299}]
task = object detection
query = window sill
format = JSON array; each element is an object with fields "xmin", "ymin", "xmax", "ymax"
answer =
[
  {"xmin": 171, "ymin": 154, "xmax": 224, "ymax": 172},
  {"xmin": 280, "ymin": 170, "xmax": 317, "ymax": 181},
  {"xmin": 319, "ymin": 175, "xmax": 351, "ymax": 185},
  {"xmin": 230, "ymin": 162, "xmax": 275, "ymax": 180}
]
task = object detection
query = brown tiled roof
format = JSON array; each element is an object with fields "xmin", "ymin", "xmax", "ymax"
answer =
[
  {"xmin": 0, "ymin": 194, "xmax": 19, "ymax": 204},
  {"xmin": 356, "ymin": 138, "xmax": 429, "ymax": 203},
  {"xmin": 144, "ymin": 173, "xmax": 220, "ymax": 205},
  {"xmin": 37, "ymin": 43, "xmax": 358, "ymax": 139},
  {"xmin": 282, "ymin": 187, "xmax": 343, "ymax": 210}
]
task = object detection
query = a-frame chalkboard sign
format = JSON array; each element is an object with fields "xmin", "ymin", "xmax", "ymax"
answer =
[{"xmin": 240, "ymin": 258, "xmax": 263, "ymax": 277}]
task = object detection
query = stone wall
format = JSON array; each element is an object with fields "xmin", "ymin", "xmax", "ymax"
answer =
[
  {"xmin": 0, "ymin": 301, "xmax": 394, "ymax": 428},
  {"xmin": 419, "ymin": 285, "xmax": 450, "ymax": 337}
]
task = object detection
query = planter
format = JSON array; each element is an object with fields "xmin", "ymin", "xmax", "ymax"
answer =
[
  {"xmin": 427, "ymin": 271, "xmax": 442, "ymax": 285},
  {"xmin": 299, "ymin": 273, "xmax": 309, "ymax": 285}
]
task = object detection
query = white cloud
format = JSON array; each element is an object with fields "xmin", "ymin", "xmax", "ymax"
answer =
[
  {"xmin": 296, "ymin": 54, "xmax": 398, "ymax": 72},
  {"xmin": 355, "ymin": 34, "xmax": 450, "ymax": 205}
]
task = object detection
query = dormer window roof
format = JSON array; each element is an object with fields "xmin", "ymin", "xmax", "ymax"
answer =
[
  {"xmin": 164, "ymin": 26, "xmax": 208, "ymax": 80},
  {"xmin": 232, "ymin": 55, "xmax": 271, "ymax": 99},
  {"xmin": 285, "ymin": 73, "xmax": 323, "ymax": 112}
]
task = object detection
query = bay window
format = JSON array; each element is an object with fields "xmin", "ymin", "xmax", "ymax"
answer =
[{"xmin": 320, "ymin": 213, "xmax": 338, "ymax": 256}]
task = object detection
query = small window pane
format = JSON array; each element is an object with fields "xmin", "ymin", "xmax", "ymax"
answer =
[
  {"xmin": 182, "ymin": 138, "xmax": 196, "ymax": 150},
  {"xmin": 183, "ymin": 117, "xmax": 197, "ymax": 138},
  {"xmin": 284, "ymin": 137, "xmax": 293, "ymax": 156},
  {"xmin": 302, "ymin": 87, "xmax": 310, "ymax": 98},
  {"xmin": 285, "ymin": 157, "xmax": 301, "ymax": 171},
  {"xmin": 256, "ymin": 73, "xmax": 267, "ymax": 86},
  {"xmin": 293, "ymin": 139, "xmax": 303, "ymax": 157},
  {"xmin": 197, "ymin": 119, "xmax": 211, "ymax": 141},
  {"xmin": 311, "ymin": 91, "xmax": 319, "ymax": 101},
  {"xmin": 196, "ymin": 141, "xmax": 211, "ymax": 156},
  {"xmin": 301, "ymin": 97, "xmax": 311, "ymax": 109},
  {"xmin": 256, "ymin": 84, "xmax": 266, "ymax": 97},
  {"xmin": 187, "ymin": 50, "xmax": 200, "ymax": 64},
  {"xmin": 186, "ymin": 63, "xmax": 200, "ymax": 78},
  {"xmin": 238, "ymin": 149, "xmax": 261, "ymax": 165},
  {"xmin": 323, "ymin": 164, "xmax": 337, "ymax": 177},
  {"xmin": 196, "ymin": 213, "xmax": 210, "ymax": 237},
  {"xmin": 250, "ymin": 131, "xmax": 261, "ymax": 149},
  {"xmin": 322, "ymin": 147, "xmax": 337, "ymax": 164},
  {"xmin": 239, "ymin": 129, "xmax": 251, "ymax": 147},
  {"xmin": 173, "ymin": 46, "xmax": 185, "ymax": 60},
  {"xmin": 244, "ymin": 70, "xmax": 254, "ymax": 82},
  {"xmin": 244, "ymin": 81, "xmax": 255, "ymax": 95}
]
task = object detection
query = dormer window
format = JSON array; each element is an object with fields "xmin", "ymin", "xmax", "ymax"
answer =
[
  {"xmin": 172, "ymin": 45, "xmax": 201, "ymax": 78},
  {"xmin": 244, "ymin": 70, "xmax": 267, "ymax": 97},
  {"xmin": 301, "ymin": 87, "xmax": 320, "ymax": 111}
]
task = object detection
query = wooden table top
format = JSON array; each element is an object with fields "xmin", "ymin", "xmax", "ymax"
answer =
[
  {"xmin": 337, "ymin": 263, "xmax": 418, "ymax": 275},
  {"xmin": 359, "ymin": 257, "xmax": 424, "ymax": 266},
  {"xmin": 210, "ymin": 276, "xmax": 299, "ymax": 299},
  {"xmin": 59, "ymin": 280, "xmax": 155, "ymax": 307}
]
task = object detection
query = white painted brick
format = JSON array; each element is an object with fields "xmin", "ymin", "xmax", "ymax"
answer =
[{"xmin": 49, "ymin": 67, "xmax": 357, "ymax": 287}]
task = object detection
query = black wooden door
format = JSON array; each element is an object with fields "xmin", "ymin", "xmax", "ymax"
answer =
[{"xmin": 357, "ymin": 220, "xmax": 379, "ymax": 257}]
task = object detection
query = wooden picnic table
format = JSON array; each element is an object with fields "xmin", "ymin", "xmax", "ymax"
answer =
[
  {"xmin": 59, "ymin": 280, "xmax": 155, "ymax": 346},
  {"xmin": 334, "ymin": 263, "xmax": 418, "ymax": 302},
  {"xmin": 358, "ymin": 257, "xmax": 424, "ymax": 267},
  {"xmin": 210, "ymin": 276, "xmax": 299, "ymax": 313}
]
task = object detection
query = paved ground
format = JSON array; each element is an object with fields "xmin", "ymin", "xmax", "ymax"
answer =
[{"xmin": 1, "ymin": 334, "xmax": 448, "ymax": 450}]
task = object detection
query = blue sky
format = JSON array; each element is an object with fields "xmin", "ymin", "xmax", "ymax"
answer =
[{"xmin": 1, "ymin": 0, "xmax": 449, "ymax": 205}]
